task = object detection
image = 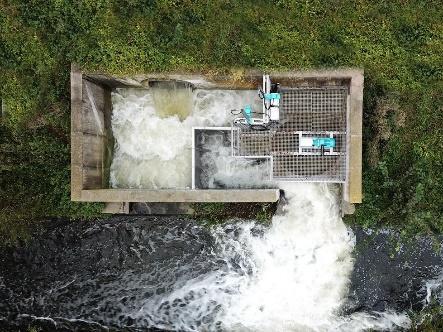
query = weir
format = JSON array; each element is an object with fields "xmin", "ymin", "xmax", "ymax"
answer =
[{"xmin": 70, "ymin": 65, "xmax": 363, "ymax": 214}]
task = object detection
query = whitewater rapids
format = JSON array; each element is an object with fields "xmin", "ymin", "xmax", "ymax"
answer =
[
  {"xmin": 110, "ymin": 87, "xmax": 261, "ymax": 189},
  {"xmin": 0, "ymin": 182, "xmax": 430, "ymax": 331},
  {"xmin": 126, "ymin": 183, "xmax": 410, "ymax": 332},
  {"xmin": 106, "ymin": 88, "xmax": 412, "ymax": 331}
]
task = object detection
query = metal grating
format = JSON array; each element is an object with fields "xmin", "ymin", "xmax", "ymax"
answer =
[
  {"xmin": 272, "ymin": 155, "xmax": 344, "ymax": 180},
  {"xmin": 280, "ymin": 88, "xmax": 347, "ymax": 132},
  {"xmin": 233, "ymin": 130, "xmax": 272, "ymax": 156},
  {"xmin": 233, "ymin": 87, "xmax": 348, "ymax": 182}
]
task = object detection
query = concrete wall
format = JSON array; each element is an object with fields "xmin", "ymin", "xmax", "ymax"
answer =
[
  {"xmin": 71, "ymin": 66, "xmax": 363, "ymax": 209},
  {"xmin": 71, "ymin": 64, "xmax": 114, "ymax": 198}
]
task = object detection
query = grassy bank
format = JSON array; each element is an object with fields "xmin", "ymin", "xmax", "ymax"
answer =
[
  {"xmin": 192, "ymin": 202, "xmax": 278, "ymax": 226},
  {"xmin": 1, "ymin": 0, "xmax": 442, "ymax": 243}
]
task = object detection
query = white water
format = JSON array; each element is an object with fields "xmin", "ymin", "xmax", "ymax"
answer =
[
  {"xmin": 110, "ymin": 87, "xmax": 260, "ymax": 189},
  {"xmin": 219, "ymin": 183, "xmax": 355, "ymax": 331},
  {"xmin": 423, "ymin": 269, "xmax": 443, "ymax": 306},
  {"xmin": 199, "ymin": 135, "xmax": 272, "ymax": 189},
  {"xmin": 110, "ymin": 88, "xmax": 411, "ymax": 331},
  {"xmin": 129, "ymin": 183, "xmax": 410, "ymax": 332}
]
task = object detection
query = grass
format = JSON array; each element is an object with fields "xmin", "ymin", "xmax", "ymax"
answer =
[
  {"xmin": 0, "ymin": 0, "xmax": 442, "ymax": 240},
  {"xmin": 192, "ymin": 202, "xmax": 277, "ymax": 226},
  {"xmin": 409, "ymin": 302, "xmax": 443, "ymax": 332}
]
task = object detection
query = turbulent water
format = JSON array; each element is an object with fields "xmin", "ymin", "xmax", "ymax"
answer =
[
  {"xmin": 110, "ymin": 87, "xmax": 260, "ymax": 189},
  {"xmin": 1, "ymin": 183, "xmax": 438, "ymax": 331},
  {"xmin": 2, "ymin": 88, "xmax": 442, "ymax": 331},
  {"xmin": 199, "ymin": 136, "xmax": 272, "ymax": 189}
]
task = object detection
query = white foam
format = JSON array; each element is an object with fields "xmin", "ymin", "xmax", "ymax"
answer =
[
  {"xmin": 199, "ymin": 136, "xmax": 273, "ymax": 189},
  {"xmin": 132, "ymin": 183, "xmax": 411, "ymax": 331},
  {"xmin": 110, "ymin": 88, "xmax": 259, "ymax": 189},
  {"xmin": 423, "ymin": 269, "xmax": 443, "ymax": 306},
  {"xmin": 219, "ymin": 183, "xmax": 355, "ymax": 331}
]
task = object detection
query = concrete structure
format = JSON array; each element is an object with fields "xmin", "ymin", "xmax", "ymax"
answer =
[
  {"xmin": 70, "ymin": 65, "xmax": 280, "ymax": 205},
  {"xmin": 71, "ymin": 65, "xmax": 363, "ymax": 213}
]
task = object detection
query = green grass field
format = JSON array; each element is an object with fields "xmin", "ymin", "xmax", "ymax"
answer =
[{"xmin": 1, "ymin": 0, "xmax": 442, "ymax": 243}]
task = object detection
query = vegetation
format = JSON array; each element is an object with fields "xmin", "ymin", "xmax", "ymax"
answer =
[
  {"xmin": 410, "ymin": 301, "xmax": 443, "ymax": 332},
  {"xmin": 192, "ymin": 202, "xmax": 277, "ymax": 226},
  {"xmin": 0, "ymin": 0, "xmax": 442, "ymax": 242}
]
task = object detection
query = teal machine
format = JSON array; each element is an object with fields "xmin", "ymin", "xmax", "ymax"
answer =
[
  {"xmin": 299, "ymin": 134, "xmax": 337, "ymax": 156},
  {"xmin": 232, "ymin": 75, "xmax": 281, "ymax": 130}
]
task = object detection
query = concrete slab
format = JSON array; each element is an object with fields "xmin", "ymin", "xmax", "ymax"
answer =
[
  {"xmin": 71, "ymin": 64, "xmax": 83, "ymax": 200},
  {"xmin": 70, "ymin": 165, "xmax": 83, "ymax": 201},
  {"xmin": 82, "ymin": 134, "xmax": 105, "ymax": 168},
  {"xmin": 70, "ymin": 132, "xmax": 83, "ymax": 166},
  {"xmin": 82, "ymin": 167, "xmax": 103, "ymax": 190},
  {"xmin": 346, "ymin": 70, "xmax": 364, "ymax": 204},
  {"xmin": 80, "ymin": 189, "xmax": 280, "ymax": 203},
  {"xmin": 349, "ymin": 134, "xmax": 363, "ymax": 203},
  {"xmin": 341, "ymin": 201, "xmax": 356, "ymax": 216},
  {"xmin": 103, "ymin": 202, "xmax": 130, "ymax": 214}
]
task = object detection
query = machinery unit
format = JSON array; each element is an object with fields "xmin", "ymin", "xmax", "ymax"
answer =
[{"xmin": 232, "ymin": 75, "xmax": 280, "ymax": 131}]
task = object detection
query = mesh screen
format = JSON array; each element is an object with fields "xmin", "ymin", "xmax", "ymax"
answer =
[{"xmin": 233, "ymin": 87, "xmax": 348, "ymax": 182}]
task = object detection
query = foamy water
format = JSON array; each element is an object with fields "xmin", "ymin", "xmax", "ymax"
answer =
[
  {"xmin": 110, "ymin": 87, "xmax": 260, "ymax": 189},
  {"xmin": 109, "ymin": 88, "xmax": 412, "ymax": 331},
  {"xmin": 199, "ymin": 135, "xmax": 273, "ymax": 189},
  {"xmin": 423, "ymin": 269, "xmax": 443, "ymax": 306},
  {"xmin": 125, "ymin": 183, "xmax": 411, "ymax": 332}
]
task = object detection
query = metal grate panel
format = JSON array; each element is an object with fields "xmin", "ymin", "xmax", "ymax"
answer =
[
  {"xmin": 232, "ymin": 86, "xmax": 348, "ymax": 182},
  {"xmin": 280, "ymin": 88, "xmax": 347, "ymax": 132},
  {"xmin": 233, "ymin": 129, "xmax": 272, "ymax": 156},
  {"xmin": 272, "ymin": 155, "xmax": 345, "ymax": 181}
]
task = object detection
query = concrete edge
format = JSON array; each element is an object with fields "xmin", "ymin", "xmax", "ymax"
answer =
[
  {"xmin": 102, "ymin": 202, "xmax": 130, "ymax": 214},
  {"xmin": 71, "ymin": 64, "xmax": 362, "ymax": 208},
  {"xmin": 82, "ymin": 68, "xmax": 365, "ymax": 90},
  {"xmin": 71, "ymin": 63, "xmax": 83, "ymax": 200},
  {"xmin": 82, "ymin": 67, "xmax": 363, "ymax": 78},
  {"xmin": 80, "ymin": 189, "xmax": 281, "ymax": 203},
  {"xmin": 346, "ymin": 70, "xmax": 364, "ymax": 204},
  {"xmin": 268, "ymin": 68, "xmax": 364, "ymax": 79}
]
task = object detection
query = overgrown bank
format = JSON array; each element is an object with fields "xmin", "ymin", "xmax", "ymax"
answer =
[{"xmin": 1, "ymin": 0, "xmax": 442, "ymax": 244}]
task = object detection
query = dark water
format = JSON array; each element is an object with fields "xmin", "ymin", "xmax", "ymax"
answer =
[
  {"xmin": 0, "ymin": 216, "xmax": 441, "ymax": 331},
  {"xmin": 346, "ymin": 228, "xmax": 442, "ymax": 313}
]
